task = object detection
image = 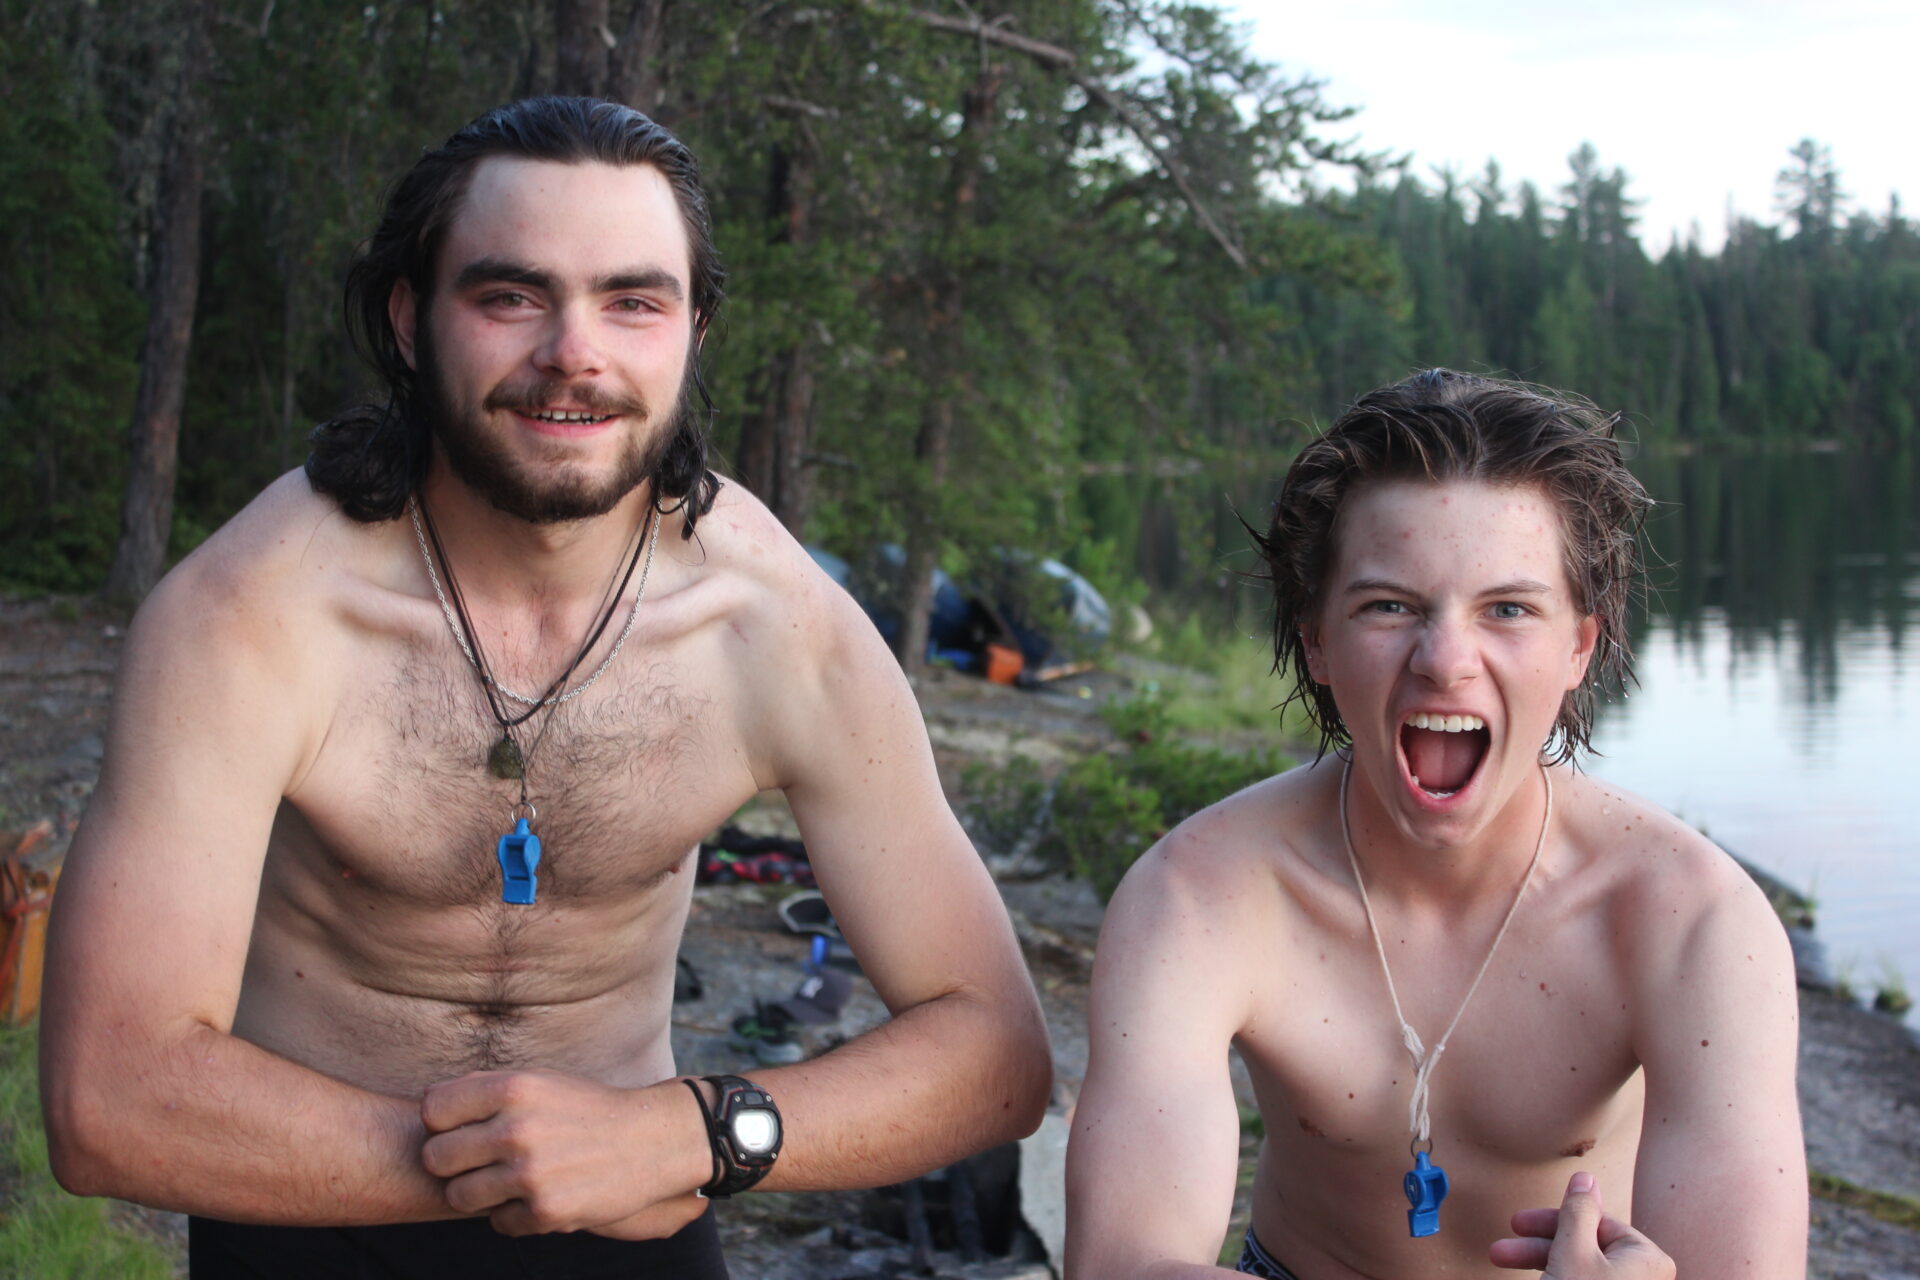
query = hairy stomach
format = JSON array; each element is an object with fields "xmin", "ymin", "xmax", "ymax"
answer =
[{"xmin": 232, "ymin": 876, "xmax": 692, "ymax": 1096}]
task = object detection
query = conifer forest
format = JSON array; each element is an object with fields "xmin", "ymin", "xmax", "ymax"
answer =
[{"xmin": 5, "ymin": 0, "xmax": 1916, "ymax": 623}]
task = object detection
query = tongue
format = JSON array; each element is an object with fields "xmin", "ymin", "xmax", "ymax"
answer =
[{"xmin": 1405, "ymin": 728, "xmax": 1483, "ymax": 793}]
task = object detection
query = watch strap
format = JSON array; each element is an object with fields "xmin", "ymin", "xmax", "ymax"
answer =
[
  {"xmin": 682, "ymin": 1078, "xmax": 726, "ymax": 1197},
  {"xmin": 684, "ymin": 1074, "xmax": 780, "ymax": 1198}
]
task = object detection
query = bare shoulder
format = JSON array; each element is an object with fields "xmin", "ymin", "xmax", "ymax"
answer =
[
  {"xmin": 114, "ymin": 472, "xmax": 400, "ymax": 783},
  {"xmin": 675, "ymin": 480, "xmax": 865, "ymax": 642},
  {"xmin": 675, "ymin": 482, "xmax": 921, "ymax": 786},
  {"xmin": 681, "ymin": 482, "xmax": 899, "ymax": 672},
  {"xmin": 139, "ymin": 469, "xmax": 387, "ymax": 646},
  {"xmin": 1100, "ymin": 759, "xmax": 1334, "ymax": 986},
  {"xmin": 1554, "ymin": 770, "xmax": 1788, "ymax": 983}
]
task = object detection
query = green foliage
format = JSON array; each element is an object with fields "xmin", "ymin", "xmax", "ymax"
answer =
[
  {"xmin": 1131, "ymin": 617, "xmax": 1298, "ymax": 735},
  {"xmin": 965, "ymin": 691, "xmax": 1293, "ymax": 899},
  {"xmin": 1279, "ymin": 143, "xmax": 1920, "ymax": 447},
  {"xmin": 3, "ymin": 3, "xmax": 1911, "ymax": 602},
  {"xmin": 0, "ymin": 1024, "xmax": 177, "ymax": 1277},
  {"xmin": 1872, "ymin": 959, "xmax": 1912, "ymax": 1016},
  {"xmin": 1808, "ymin": 1171, "xmax": 1920, "ymax": 1231},
  {"xmin": 957, "ymin": 760, "xmax": 1051, "ymax": 857},
  {"xmin": 0, "ymin": 15, "xmax": 142, "ymax": 592},
  {"xmin": 1045, "ymin": 750, "xmax": 1169, "ymax": 898}
]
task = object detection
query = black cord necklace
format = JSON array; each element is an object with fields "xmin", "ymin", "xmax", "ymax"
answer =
[{"xmin": 411, "ymin": 495, "xmax": 657, "ymax": 903}]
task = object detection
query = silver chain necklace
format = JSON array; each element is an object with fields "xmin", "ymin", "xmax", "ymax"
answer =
[{"xmin": 407, "ymin": 497, "xmax": 661, "ymax": 709}]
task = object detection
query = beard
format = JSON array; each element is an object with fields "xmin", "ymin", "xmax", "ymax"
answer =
[{"xmin": 415, "ymin": 318, "xmax": 692, "ymax": 526}]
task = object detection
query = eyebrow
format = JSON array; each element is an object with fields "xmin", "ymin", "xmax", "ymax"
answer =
[
  {"xmin": 1341, "ymin": 576, "xmax": 1557, "ymax": 596},
  {"xmin": 449, "ymin": 257, "xmax": 685, "ymax": 301}
]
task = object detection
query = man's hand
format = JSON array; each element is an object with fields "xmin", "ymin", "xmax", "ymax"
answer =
[
  {"xmin": 1491, "ymin": 1172, "xmax": 1676, "ymax": 1278},
  {"xmin": 420, "ymin": 1069, "xmax": 707, "ymax": 1238}
]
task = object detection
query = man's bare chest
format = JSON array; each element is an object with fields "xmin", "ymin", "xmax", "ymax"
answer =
[
  {"xmin": 286, "ymin": 645, "xmax": 756, "ymax": 909},
  {"xmin": 1240, "ymin": 937, "xmax": 1644, "ymax": 1166}
]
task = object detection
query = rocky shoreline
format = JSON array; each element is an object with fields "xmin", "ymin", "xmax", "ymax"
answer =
[{"xmin": 4, "ymin": 597, "xmax": 1918, "ymax": 1277}]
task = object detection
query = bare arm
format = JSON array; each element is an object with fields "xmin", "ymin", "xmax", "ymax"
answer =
[
  {"xmin": 352, "ymin": 499, "xmax": 1052, "ymax": 1238},
  {"xmin": 1065, "ymin": 826, "xmax": 1252, "ymax": 1279},
  {"xmin": 1626, "ymin": 851, "xmax": 1806, "ymax": 1278},
  {"xmin": 415, "ymin": 537, "xmax": 1052, "ymax": 1234},
  {"xmin": 40, "ymin": 538, "xmax": 451, "ymax": 1224},
  {"xmin": 745, "ymin": 571, "xmax": 1053, "ymax": 1188}
]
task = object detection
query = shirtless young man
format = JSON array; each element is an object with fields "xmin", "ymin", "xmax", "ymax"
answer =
[
  {"xmin": 1065, "ymin": 370, "xmax": 1805, "ymax": 1280},
  {"xmin": 41, "ymin": 97, "xmax": 1050, "ymax": 1277}
]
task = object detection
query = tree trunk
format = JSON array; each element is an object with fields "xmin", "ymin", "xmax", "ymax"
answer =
[
  {"xmin": 737, "ymin": 344, "xmax": 819, "ymax": 535},
  {"xmin": 607, "ymin": 0, "xmax": 669, "ymax": 113},
  {"xmin": 105, "ymin": 6, "xmax": 209, "ymax": 605},
  {"xmin": 896, "ymin": 68, "xmax": 1001, "ymax": 677},
  {"xmin": 553, "ymin": 0, "xmax": 611, "ymax": 95},
  {"xmin": 553, "ymin": 0, "xmax": 667, "ymax": 108},
  {"xmin": 736, "ymin": 136, "xmax": 819, "ymax": 534}
]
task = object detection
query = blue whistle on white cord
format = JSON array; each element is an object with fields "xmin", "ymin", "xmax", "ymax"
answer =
[{"xmin": 1403, "ymin": 1151, "xmax": 1449, "ymax": 1237}]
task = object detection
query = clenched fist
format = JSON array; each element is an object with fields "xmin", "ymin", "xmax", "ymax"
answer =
[{"xmin": 420, "ymin": 1068, "xmax": 710, "ymax": 1238}]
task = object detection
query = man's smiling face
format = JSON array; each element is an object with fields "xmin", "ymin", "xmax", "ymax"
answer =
[
  {"xmin": 1306, "ymin": 478, "xmax": 1599, "ymax": 848},
  {"xmin": 391, "ymin": 157, "xmax": 697, "ymax": 524}
]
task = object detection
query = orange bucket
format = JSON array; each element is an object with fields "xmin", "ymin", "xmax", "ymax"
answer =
[{"xmin": 984, "ymin": 643, "xmax": 1024, "ymax": 685}]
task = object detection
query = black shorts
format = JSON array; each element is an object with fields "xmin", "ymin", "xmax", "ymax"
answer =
[
  {"xmin": 188, "ymin": 1208, "xmax": 729, "ymax": 1279},
  {"xmin": 1235, "ymin": 1227, "xmax": 1301, "ymax": 1279}
]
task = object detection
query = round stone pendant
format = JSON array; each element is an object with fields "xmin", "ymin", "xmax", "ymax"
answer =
[{"xmin": 487, "ymin": 734, "xmax": 525, "ymax": 780}]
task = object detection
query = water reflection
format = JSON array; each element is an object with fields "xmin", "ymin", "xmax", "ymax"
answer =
[{"xmin": 1596, "ymin": 450, "xmax": 1919, "ymax": 1018}]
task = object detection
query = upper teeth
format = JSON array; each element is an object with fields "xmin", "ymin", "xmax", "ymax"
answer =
[
  {"xmin": 1406, "ymin": 712, "xmax": 1484, "ymax": 732},
  {"xmin": 531, "ymin": 410, "xmax": 605, "ymax": 423}
]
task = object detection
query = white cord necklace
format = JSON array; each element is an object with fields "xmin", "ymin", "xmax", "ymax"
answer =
[{"xmin": 1338, "ymin": 757, "xmax": 1552, "ymax": 1237}]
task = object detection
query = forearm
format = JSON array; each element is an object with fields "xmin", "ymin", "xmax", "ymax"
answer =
[
  {"xmin": 745, "ymin": 982, "xmax": 1050, "ymax": 1191},
  {"xmin": 44, "ymin": 1018, "xmax": 449, "ymax": 1225}
]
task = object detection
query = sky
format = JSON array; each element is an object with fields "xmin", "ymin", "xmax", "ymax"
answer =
[{"xmin": 1231, "ymin": 0, "xmax": 1915, "ymax": 251}]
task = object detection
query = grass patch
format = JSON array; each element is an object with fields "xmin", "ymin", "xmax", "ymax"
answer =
[
  {"xmin": 1872, "ymin": 958, "xmax": 1913, "ymax": 1016},
  {"xmin": 1810, "ymin": 1170, "xmax": 1920, "ymax": 1230},
  {"xmin": 962, "ymin": 692, "xmax": 1293, "ymax": 899},
  {"xmin": 1130, "ymin": 615, "xmax": 1302, "ymax": 737},
  {"xmin": 0, "ymin": 1022, "xmax": 176, "ymax": 1279}
]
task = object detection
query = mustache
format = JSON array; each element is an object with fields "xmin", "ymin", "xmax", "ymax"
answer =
[{"xmin": 483, "ymin": 378, "xmax": 647, "ymax": 418}]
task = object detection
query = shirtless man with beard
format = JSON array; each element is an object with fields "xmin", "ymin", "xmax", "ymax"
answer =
[
  {"xmin": 41, "ymin": 97, "xmax": 1049, "ymax": 1278},
  {"xmin": 1065, "ymin": 371, "xmax": 1804, "ymax": 1279}
]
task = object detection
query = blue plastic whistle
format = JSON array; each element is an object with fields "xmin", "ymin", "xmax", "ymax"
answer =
[
  {"xmin": 1403, "ymin": 1151, "xmax": 1449, "ymax": 1237},
  {"xmin": 496, "ymin": 818, "xmax": 542, "ymax": 905}
]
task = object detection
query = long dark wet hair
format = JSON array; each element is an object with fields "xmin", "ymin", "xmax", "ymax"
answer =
[{"xmin": 305, "ymin": 97, "xmax": 725, "ymax": 535}]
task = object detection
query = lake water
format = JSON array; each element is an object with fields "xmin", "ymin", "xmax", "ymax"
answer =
[
  {"xmin": 1093, "ymin": 448, "xmax": 1919, "ymax": 1019},
  {"xmin": 1586, "ymin": 450, "xmax": 1918, "ymax": 1019}
]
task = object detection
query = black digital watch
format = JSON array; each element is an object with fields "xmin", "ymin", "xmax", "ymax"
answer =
[{"xmin": 685, "ymin": 1074, "xmax": 782, "ymax": 1198}]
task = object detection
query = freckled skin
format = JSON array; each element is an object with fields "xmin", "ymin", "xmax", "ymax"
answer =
[{"xmin": 1067, "ymin": 480, "xmax": 1805, "ymax": 1280}]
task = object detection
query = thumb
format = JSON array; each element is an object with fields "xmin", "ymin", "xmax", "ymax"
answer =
[{"xmin": 1545, "ymin": 1172, "xmax": 1605, "ymax": 1272}]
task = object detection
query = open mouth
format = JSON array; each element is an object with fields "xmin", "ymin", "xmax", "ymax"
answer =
[{"xmin": 1399, "ymin": 712, "xmax": 1490, "ymax": 801}]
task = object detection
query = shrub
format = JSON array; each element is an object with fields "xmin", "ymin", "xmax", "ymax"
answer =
[{"xmin": 965, "ymin": 693, "xmax": 1293, "ymax": 900}]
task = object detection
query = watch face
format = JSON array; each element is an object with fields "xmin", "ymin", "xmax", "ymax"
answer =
[{"xmin": 732, "ymin": 1107, "xmax": 779, "ymax": 1156}]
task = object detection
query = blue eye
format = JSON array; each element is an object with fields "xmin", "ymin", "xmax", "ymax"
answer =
[{"xmin": 1491, "ymin": 602, "xmax": 1527, "ymax": 620}]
